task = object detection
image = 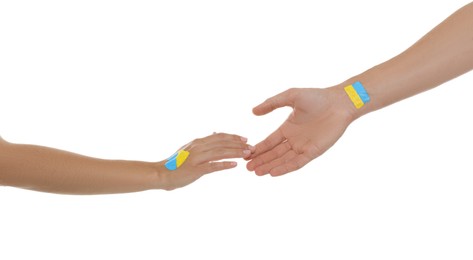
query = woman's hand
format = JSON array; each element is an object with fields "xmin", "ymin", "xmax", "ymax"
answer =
[{"xmin": 157, "ymin": 133, "xmax": 254, "ymax": 190}]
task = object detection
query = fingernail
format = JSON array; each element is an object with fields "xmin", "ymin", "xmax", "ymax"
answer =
[
  {"xmin": 230, "ymin": 162, "xmax": 237, "ymax": 166},
  {"xmin": 243, "ymin": 150, "xmax": 251, "ymax": 155},
  {"xmin": 248, "ymin": 145, "xmax": 256, "ymax": 151},
  {"xmin": 240, "ymin": 137, "xmax": 248, "ymax": 142}
]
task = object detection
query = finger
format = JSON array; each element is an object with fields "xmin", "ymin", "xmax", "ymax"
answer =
[
  {"xmin": 248, "ymin": 128, "xmax": 285, "ymax": 159},
  {"xmin": 254, "ymin": 150, "xmax": 297, "ymax": 176},
  {"xmin": 252, "ymin": 89, "xmax": 295, "ymax": 116},
  {"xmin": 201, "ymin": 161, "xmax": 237, "ymax": 174},
  {"xmin": 246, "ymin": 141, "xmax": 291, "ymax": 171},
  {"xmin": 194, "ymin": 148, "xmax": 250, "ymax": 164},
  {"xmin": 197, "ymin": 140, "xmax": 254, "ymax": 153},
  {"xmin": 268, "ymin": 154, "xmax": 312, "ymax": 176},
  {"xmin": 199, "ymin": 132, "xmax": 248, "ymax": 144}
]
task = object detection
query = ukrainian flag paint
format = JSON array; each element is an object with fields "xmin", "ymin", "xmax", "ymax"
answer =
[
  {"xmin": 165, "ymin": 150, "xmax": 190, "ymax": 171},
  {"xmin": 344, "ymin": 81, "xmax": 370, "ymax": 109}
]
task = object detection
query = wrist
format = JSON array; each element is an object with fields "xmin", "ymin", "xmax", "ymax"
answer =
[
  {"xmin": 151, "ymin": 161, "xmax": 171, "ymax": 190},
  {"xmin": 328, "ymin": 78, "xmax": 377, "ymax": 121},
  {"xmin": 326, "ymin": 84, "xmax": 359, "ymax": 123}
]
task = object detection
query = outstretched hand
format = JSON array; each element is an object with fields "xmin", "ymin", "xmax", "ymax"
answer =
[
  {"xmin": 246, "ymin": 87, "xmax": 355, "ymax": 176},
  {"xmin": 159, "ymin": 133, "xmax": 254, "ymax": 190}
]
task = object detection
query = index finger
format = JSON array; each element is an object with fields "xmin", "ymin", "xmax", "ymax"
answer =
[{"xmin": 200, "ymin": 132, "xmax": 248, "ymax": 144}]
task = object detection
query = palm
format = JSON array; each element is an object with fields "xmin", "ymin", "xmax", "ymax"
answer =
[{"xmin": 247, "ymin": 88, "xmax": 352, "ymax": 176}]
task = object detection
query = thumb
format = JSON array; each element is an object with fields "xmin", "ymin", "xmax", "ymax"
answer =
[{"xmin": 252, "ymin": 89, "xmax": 296, "ymax": 116}]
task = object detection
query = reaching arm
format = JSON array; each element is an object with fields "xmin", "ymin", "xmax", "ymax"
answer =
[
  {"xmin": 343, "ymin": 1, "xmax": 473, "ymax": 119},
  {"xmin": 0, "ymin": 133, "xmax": 252, "ymax": 194},
  {"xmin": 247, "ymin": 2, "xmax": 473, "ymax": 176}
]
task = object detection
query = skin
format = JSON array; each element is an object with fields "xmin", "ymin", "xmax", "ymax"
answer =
[
  {"xmin": 0, "ymin": 133, "xmax": 253, "ymax": 194},
  {"xmin": 247, "ymin": 2, "xmax": 473, "ymax": 176}
]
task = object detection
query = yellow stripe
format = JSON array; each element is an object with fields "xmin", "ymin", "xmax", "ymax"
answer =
[
  {"xmin": 176, "ymin": 150, "xmax": 190, "ymax": 168},
  {"xmin": 344, "ymin": 85, "xmax": 365, "ymax": 109}
]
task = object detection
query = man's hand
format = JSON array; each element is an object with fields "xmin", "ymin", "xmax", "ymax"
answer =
[{"xmin": 247, "ymin": 87, "xmax": 355, "ymax": 176}]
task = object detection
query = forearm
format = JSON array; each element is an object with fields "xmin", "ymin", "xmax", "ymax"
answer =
[
  {"xmin": 335, "ymin": 2, "xmax": 473, "ymax": 119},
  {"xmin": 247, "ymin": 3, "xmax": 473, "ymax": 176},
  {"xmin": 0, "ymin": 140, "xmax": 163, "ymax": 195}
]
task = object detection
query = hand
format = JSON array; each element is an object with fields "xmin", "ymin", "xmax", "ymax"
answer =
[
  {"xmin": 246, "ymin": 87, "xmax": 355, "ymax": 176},
  {"xmin": 158, "ymin": 133, "xmax": 254, "ymax": 190}
]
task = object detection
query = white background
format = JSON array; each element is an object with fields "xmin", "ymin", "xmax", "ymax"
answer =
[{"xmin": 1, "ymin": 0, "xmax": 473, "ymax": 259}]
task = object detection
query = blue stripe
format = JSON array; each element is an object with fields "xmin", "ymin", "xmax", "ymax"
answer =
[
  {"xmin": 352, "ymin": 81, "xmax": 370, "ymax": 103},
  {"xmin": 165, "ymin": 158, "xmax": 177, "ymax": 170},
  {"xmin": 165, "ymin": 152, "xmax": 178, "ymax": 170}
]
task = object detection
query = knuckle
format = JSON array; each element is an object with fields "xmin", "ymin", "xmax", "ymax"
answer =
[{"xmin": 287, "ymin": 88, "xmax": 300, "ymax": 99}]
